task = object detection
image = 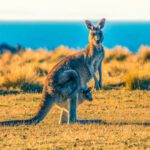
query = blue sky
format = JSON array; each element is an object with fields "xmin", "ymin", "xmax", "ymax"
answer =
[{"xmin": 1, "ymin": 0, "xmax": 150, "ymax": 21}]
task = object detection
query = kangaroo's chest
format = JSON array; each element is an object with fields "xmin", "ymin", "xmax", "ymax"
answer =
[{"xmin": 92, "ymin": 48, "xmax": 104, "ymax": 72}]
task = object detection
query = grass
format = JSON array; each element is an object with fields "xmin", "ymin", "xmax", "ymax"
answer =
[
  {"xmin": 0, "ymin": 45, "xmax": 150, "ymax": 149},
  {"xmin": 104, "ymin": 46, "xmax": 131, "ymax": 63},
  {"xmin": 0, "ymin": 90, "xmax": 150, "ymax": 149},
  {"xmin": 125, "ymin": 71, "xmax": 150, "ymax": 90},
  {"xmin": 138, "ymin": 46, "xmax": 150, "ymax": 63},
  {"xmin": 1, "ymin": 67, "xmax": 42, "ymax": 92},
  {"xmin": 0, "ymin": 45, "xmax": 150, "ymax": 92}
]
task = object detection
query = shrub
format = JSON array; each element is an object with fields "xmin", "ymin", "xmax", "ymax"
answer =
[
  {"xmin": 104, "ymin": 46, "xmax": 130, "ymax": 63},
  {"xmin": 34, "ymin": 66, "xmax": 48, "ymax": 77},
  {"xmin": 125, "ymin": 71, "xmax": 150, "ymax": 90},
  {"xmin": 138, "ymin": 46, "xmax": 150, "ymax": 63},
  {"xmin": 2, "ymin": 67, "xmax": 43, "ymax": 92},
  {"xmin": 109, "ymin": 63, "xmax": 127, "ymax": 77},
  {"xmin": 50, "ymin": 46, "xmax": 75, "ymax": 62}
]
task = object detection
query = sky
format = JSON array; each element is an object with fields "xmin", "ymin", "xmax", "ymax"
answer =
[{"xmin": 0, "ymin": 0, "xmax": 150, "ymax": 21}]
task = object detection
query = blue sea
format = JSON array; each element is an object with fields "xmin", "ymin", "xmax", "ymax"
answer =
[{"xmin": 0, "ymin": 21, "xmax": 150, "ymax": 52}]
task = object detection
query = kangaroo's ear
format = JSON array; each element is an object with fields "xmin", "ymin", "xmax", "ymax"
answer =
[
  {"xmin": 85, "ymin": 20, "xmax": 94, "ymax": 30},
  {"xmin": 97, "ymin": 18, "xmax": 106, "ymax": 29}
]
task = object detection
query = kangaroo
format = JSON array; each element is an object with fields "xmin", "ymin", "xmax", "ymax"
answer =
[
  {"xmin": 85, "ymin": 19, "xmax": 105, "ymax": 89},
  {"xmin": 0, "ymin": 19, "xmax": 105, "ymax": 126}
]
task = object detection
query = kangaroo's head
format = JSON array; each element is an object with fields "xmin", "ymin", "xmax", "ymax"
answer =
[
  {"xmin": 85, "ymin": 18, "xmax": 105, "ymax": 47},
  {"xmin": 80, "ymin": 86, "xmax": 93, "ymax": 101}
]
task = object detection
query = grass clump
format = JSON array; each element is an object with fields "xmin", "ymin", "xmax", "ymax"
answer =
[
  {"xmin": 125, "ymin": 71, "xmax": 150, "ymax": 90},
  {"xmin": 50, "ymin": 46, "xmax": 75, "ymax": 62},
  {"xmin": 108, "ymin": 62, "xmax": 127, "ymax": 77},
  {"xmin": 104, "ymin": 46, "xmax": 130, "ymax": 63},
  {"xmin": 2, "ymin": 67, "xmax": 43, "ymax": 92},
  {"xmin": 138, "ymin": 46, "xmax": 150, "ymax": 63},
  {"xmin": 34, "ymin": 66, "xmax": 48, "ymax": 77}
]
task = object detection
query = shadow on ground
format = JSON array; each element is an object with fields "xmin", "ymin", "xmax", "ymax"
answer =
[{"xmin": 77, "ymin": 120, "xmax": 150, "ymax": 126}]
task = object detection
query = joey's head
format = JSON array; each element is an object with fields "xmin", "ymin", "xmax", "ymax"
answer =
[
  {"xmin": 80, "ymin": 86, "xmax": 93, "ymax": 101},
  {"xmin": 85, "ymin": 18, "xmax": 106, "ymax": 47}
]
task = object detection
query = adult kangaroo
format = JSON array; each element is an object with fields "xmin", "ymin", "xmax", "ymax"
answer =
[{"xmin": 0, "ymin": 19, "xmax": 105, "ymax": 125}]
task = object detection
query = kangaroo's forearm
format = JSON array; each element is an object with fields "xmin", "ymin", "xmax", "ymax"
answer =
[
  {"xmin": 98, "ymin": 62, "xmax": 102, "ymax": 87},
  {"xmin": 85, "ymin": 58, "xmax": 94, "ymax": 77}
]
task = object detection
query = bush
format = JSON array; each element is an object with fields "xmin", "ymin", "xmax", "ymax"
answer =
[
  {"xmin": 2, "ymin": 67, "xmax": 43, "ymax": 92},
  {"xmin": 138, "ymin": 46, "xmax": 150, "ymax": 63},
  {"xmin": 109, "ymin": 64, "xmax": 127, "ymax": 77},
  {"xmin": 104, "ymin": 46, "xmax": 130, "ymax": 63},
  {"xmin": 125, "ymin": 72, "xmax": 150, "ymax": 90},
  {"xmin": 34, "ymin": 66, "xmax": 48, "ymax": 77}
]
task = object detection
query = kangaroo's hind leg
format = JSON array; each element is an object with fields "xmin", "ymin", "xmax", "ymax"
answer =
[
  {"xmin": 69, "ymin": 93, "xmax": 78, "ymax": 123},
  {"xmin": 54, "ymin": 69, "xmax": 79, "ymax": 123},
  {"xmin": 59, "ymin": 110, "xmax": 69, "ymax": 124}
]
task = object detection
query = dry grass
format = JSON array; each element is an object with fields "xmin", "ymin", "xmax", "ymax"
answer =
[
  {"xmin": 125, "ymin": 71, "xmax": 150, "ymax": 90},
  {"xmin": 0, "ymin": 45, "xmax": 150, "ymax": 92},
  {"xmin": 0, "ymin": 90, "xmax": 150, "ymax": 149},
  {"xmin": 138, "ymin": 46, "xmax": 150, "ymax": 63},
  {"xmin": 104, "ymin": 46, "xmax": 131, "ymax": 63},
  {"xmin": 1, "ymin": 66, "xmax": 42, "ymax": 92},
  {"xmin": 0, "ymin": 46, "xmax": 150, "ymax": 149}
]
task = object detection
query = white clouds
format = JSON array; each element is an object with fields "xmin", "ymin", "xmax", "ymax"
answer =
[{"xmin": 0, "ymin": 0, "xmax": 150, "ymax": 21}]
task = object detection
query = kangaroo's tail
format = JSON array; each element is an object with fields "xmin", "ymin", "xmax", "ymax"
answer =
[{"xmin": 0, "ymin": 85, "xmax": 55, "ymax": 126}]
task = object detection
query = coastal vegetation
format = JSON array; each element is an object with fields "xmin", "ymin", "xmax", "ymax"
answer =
[{"xmin": 0, "ymin": 45, "xmax": 149, "ymax": 93}]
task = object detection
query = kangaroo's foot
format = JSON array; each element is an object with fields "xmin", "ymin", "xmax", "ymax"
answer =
[
  {"xmin": 69, "ymin": 117, "xmax": 77, "ymax": 123},
  {"xmin": 94, "ymin": 82, "xmax": 100, "ymax": 90},
  {"xmin": 96, "ymin": 82, "xmax": 102, "ymax": 90},
  {"xmin": 76, "ymin": 119, "xmax": 106, "ymax": 124},
  {"xmin": 98, "ymin": 83, "xmax": 102, "ymax": 89},
  {"xmin": 69, "ymin": 94, "xmax": 77, "ymax": 123}
]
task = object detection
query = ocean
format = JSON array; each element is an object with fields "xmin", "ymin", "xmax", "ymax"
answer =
[{"xmin": 0, "ymin": 21, "xmax": 150, "ymax": 52}]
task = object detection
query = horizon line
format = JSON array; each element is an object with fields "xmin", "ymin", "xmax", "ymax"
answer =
[{"xmin": 0, "ymin": 19, "xmax": 150, "ymax": 23}]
